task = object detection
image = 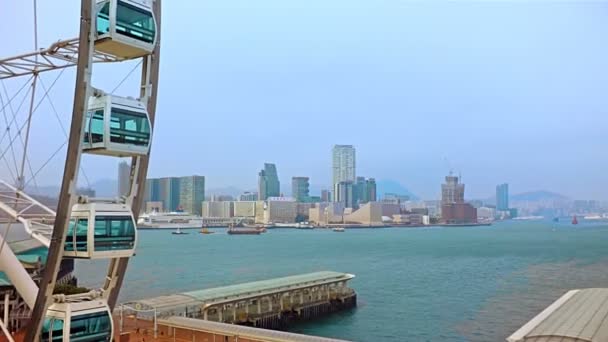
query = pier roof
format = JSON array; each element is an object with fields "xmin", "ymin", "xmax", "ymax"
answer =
[
  {"xmin": 126, "ymin": 271, "xmax": 354, "ymax": 313},
  {"xmin": 507, "ymin": 288, "xmax": 608, "ymax": 342},
  {"xmin": 159, "ymin": 316, "xmax": 350, "ymax": 342}
]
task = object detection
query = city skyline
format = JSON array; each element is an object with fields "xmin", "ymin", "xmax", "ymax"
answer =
[{"xmin": 3, "ymin": 2, "xmax": 608, "ymax": 201}]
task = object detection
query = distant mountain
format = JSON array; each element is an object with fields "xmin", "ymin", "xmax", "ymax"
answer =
[
  {"xmin": 376, "ymin": 179, "xmax": 418, "ymax": 200},
  {"xmin": 510, "ymin": 190, "xmax": 569, "ymax": 202}
]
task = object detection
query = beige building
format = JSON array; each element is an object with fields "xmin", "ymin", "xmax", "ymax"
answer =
[
  {"xmin": 146, "ymin": 201, "xmax": 163, "ymax": 213},
  {"xmin": 254, "ymin": 198, "xmax": 297, "ymax": 224},
  {"xmin": 343, "ymin": 202, "xmax": 383, "ymax": 225},
  {"xmin": 308, "ymin": 202, "xmax": 345, "ymax": 225},
  {"xmin": 233, "ymin": 201, "xmax": 256, "ymax": 218},
  {"xmin": 202, "ymin": 201, "xmax": 233, "ymax": 218}
]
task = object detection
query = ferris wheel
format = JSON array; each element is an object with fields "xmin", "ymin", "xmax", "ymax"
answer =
[{"xmin": 0, "ymin": 0, "xmax": 161, "ymax": 340}]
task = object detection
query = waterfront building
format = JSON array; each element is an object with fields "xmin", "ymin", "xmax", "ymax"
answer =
[
  {"xmin": 145, "ymin": 201, "xmax": 163, "ymax": 213},
  {"xmin": 496, "ymin": 183, "xmax": 509, "ymax": 211},
  {"xmin": 342, "ymin": 202, "xmax": 383, "ymax": 225},
  {"xmin": 477, "ymin": 206, "xmax": 496, "ymax": 221},
  {"xmin": 296, "ymin": 202, "xmax": 314, "ymax": 221},
  {"xmin": 266, "ymin": 197, "xmax": 297, "ymax": 223},
  {"xmin": 292, "ymin": 177, "xmax": 310, "ymax": 203},
  {"xmin": 202, "ymin": 201, "xmax": 233, "ymax": 218},
  {"xmin": 233, "ymin": 201, "xmax": 256, "ymax": 217},
  {"xmin": 440, "ymin": 172, "xmax": 477, "ymax": 224},
  {"xmin": 118, "ymin": 160, "xmax": 130, "ymax": 197},
  {"xmin": 258, "ymin": 163, "xmax": 280, "ymax": 200},
  {"xmin": 332, "ymin": 145, "xmax": 356, "ymax": 198},
  {"xmin": 239, "ymin": 191, "xmax": 258, "ymax": 201},
  {"xmin": 180, "ymin": 175, "xmax": 205, "ymax": 216},
  {"xmin": 366, "ymin": 178, "xmax": 377, "ymax": 202},
  {"xmin": 309, "ymin": 202, "xmax": 345, "ymax": 225}
]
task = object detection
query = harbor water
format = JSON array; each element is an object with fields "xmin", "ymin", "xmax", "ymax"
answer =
[{"xmin": 76, "ymin": 220, "xmax": 608, "ymax": 341}]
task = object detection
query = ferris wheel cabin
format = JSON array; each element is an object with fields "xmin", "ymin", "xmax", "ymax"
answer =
[
  {"xmin": 95, "ymin": 0, "xmax": 156, "ymax": 59},
  {"xmin": 41, "ymin": 300, "xmax": 113, "ymax": 342},
  {"xmin": 83, "ymin": 94, "xmax": 151, "ymax": 157},
  {"xmin": 64, "ymin": 202, "xmax": 137, "ymax": 259}
]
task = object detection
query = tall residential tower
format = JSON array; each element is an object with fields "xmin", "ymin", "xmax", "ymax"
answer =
[
  {"xmin": 332, "ymin": 145, "xmax": 356, "ymax": 200},
  {"xmin": 496, "ymin": 183, "xmax": 509, "ymax": 211},
  {"xmin": 118, "ymin": 160, "xmax": 130, "ymax": 197}
]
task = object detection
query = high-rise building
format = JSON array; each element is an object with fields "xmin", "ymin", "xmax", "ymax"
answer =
[
  {"xmin": 292, "ymin": 177, "xmax": 310, "ymax": 203},
  {"xmin": 441, "ymin": 173, "xmax": 465, "ymax": 205},
  {"xmin": 118, "ymin": 161, "xmax": 130, "ymax": 197},
  {"xmin": 496, "ymin": 183, "xmax": 509, "ymax": 211},
  {"xmin": 440, "ymin": 173, "xmax": 476, "ymax": 224},
  {"xmin": 321, "ymin": 190, "xmax": 331, "ymax": 202},
  {"xmin": 258, "ymin": 163, "xmax": 280, "ymax": 200},
  {"xmin": 332, "ymin": 145, "xmax": 356, "ymax": 198},
  {"xmin": 159, "ymin": 177, "xmax": 181, "ymax": 212},
  {"xmin": 144, "ymin": 178, "xmax": 161, "ymax": 203},
  {"xmin": 336, "ymin": 181, "xmax": 355, "ymax": 208},
  {"xmin": 180, "ymin": 175, "xmax": 205, "ymax": 216},
  {"xmin": 366, "ymin": 178, "xmax": 377, "ymax": 202}
]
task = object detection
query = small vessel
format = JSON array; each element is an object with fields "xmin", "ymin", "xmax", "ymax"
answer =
[
  {"xmin": 228, "ymin": 224, "xmax": 261, "ymax": 235},
  {"xmin": 332, "ymin": 227, "xmax": 345, "ymax": 232},
  {"xmin": 199, "ymin": 227, "xmax": 214, "ymax": 234},
  {"xmin": 572, "ymin": 215, "xmax": 578, "ymax": 225},
  {"xmin": 172, "ymin": 227, "xmax": 189, "ymax": 235},
  {"xmin": 257, "ymin": 227, "xmax": 267, "ymax": 233}
]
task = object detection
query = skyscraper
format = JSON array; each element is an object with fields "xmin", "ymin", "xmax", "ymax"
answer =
[
  {"xmin": 292, "ymin": 177, "xmax": 310, "ymax": 203},
  {"xmin": 496, "ymin": 183, "xmax": 509, "ymax": 211},
  {"xmin": 441, "ymin": 172, "xmax": 465, "ymax": 204},
  {"xmin": 321, "ymin": 190, "xmax": 331, "ymax": 202},
  {"xmin": 366, "ymin": 178, "xmax": 377, "ymax": 202},
  {"xmin": 440, "ymin": 172, "xmax": 477, "ymax": 224},
  {"xmin": 118, "ymin": 161, "xmax": 130, "ymax": 197},
  {"xmin": 180, "ymin": 175, "xmax": 205, "ymax": 216},
  {"xmin": 332, "ymin": 145, "xmax": 356, "ymax": 185},
  {"xmin": 159, "ymin": 177, "xmax": 181, "ymax": 212},
  {"xmin": 336, "ymin": 181, "xmax": 355, "ymax": 208},
  {"xmin": 258, "ymin": 163, "xmax": 280, "ymax": 200}
]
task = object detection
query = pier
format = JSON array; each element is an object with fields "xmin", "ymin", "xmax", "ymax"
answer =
[{"xmin": 118, "ymin": 271, "xmax": 356, "ymax": 338}]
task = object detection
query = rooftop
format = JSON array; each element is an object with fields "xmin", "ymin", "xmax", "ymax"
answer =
[
  {"xmin": 159, "ymin": 316, "xmax": 349, "ymax": 342},
  {"xmin": 127, "ymin": 271, "xmax": 355, "ymax": 313},
  {"xmin": 0, "ymin": 239, "xmax": 46, "ymax": 287},
  {"xmin": 507, "ymin": 288, "xmax": 608, "ymax": 342}
]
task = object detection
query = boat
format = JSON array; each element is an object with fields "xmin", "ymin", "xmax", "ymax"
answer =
[
  {"xmin": 257, "ymin": 227, "xmax": 267, "ymax": 233},
  {"xmin": 228, "ymin": 228, "xmax": 261, "ymax": 235},
  {"xmin": 199, "ymin": 227, "xmax": 214, "ymax": 234},
  {"xmin": 228, "ymin": 224, "xmax": 261, "ymax": 235},
  {"xmin": 138, "ymin": 211, "xmax": 203, "ymax": 229},
  {"xmin": 572, "ymin": 215, "xmax": 578, "ymax": 225},
  {"xmin": 172, "ymin": 227, "xmax": 189, "ymax": 235},
  {"xmin": 332, "ymin": 227, "xmax": 345, "ymax": 232}
]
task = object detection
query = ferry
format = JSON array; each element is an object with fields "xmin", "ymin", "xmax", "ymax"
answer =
[{"xmin": 137, "ymin": 211, "xmax": 203, "ymax": 229}]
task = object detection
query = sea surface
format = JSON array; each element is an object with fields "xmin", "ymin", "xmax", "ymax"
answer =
[{"xmin": 76, "ymin": 220, "xmax": 608, "ymax": 341}]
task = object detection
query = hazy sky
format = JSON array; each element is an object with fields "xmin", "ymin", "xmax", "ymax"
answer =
[{"xmin": 1, "ymin": 1, "xmax": 608, "ymax": 200}]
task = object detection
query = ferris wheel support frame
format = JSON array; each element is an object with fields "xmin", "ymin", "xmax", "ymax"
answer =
[
  {"xmin": 24, "ymin": 0, "xmax": 96, "ymax": 339},
  {"xmin": 105, "ymin": 0, "xmax": 161, "ymax": 310}
]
